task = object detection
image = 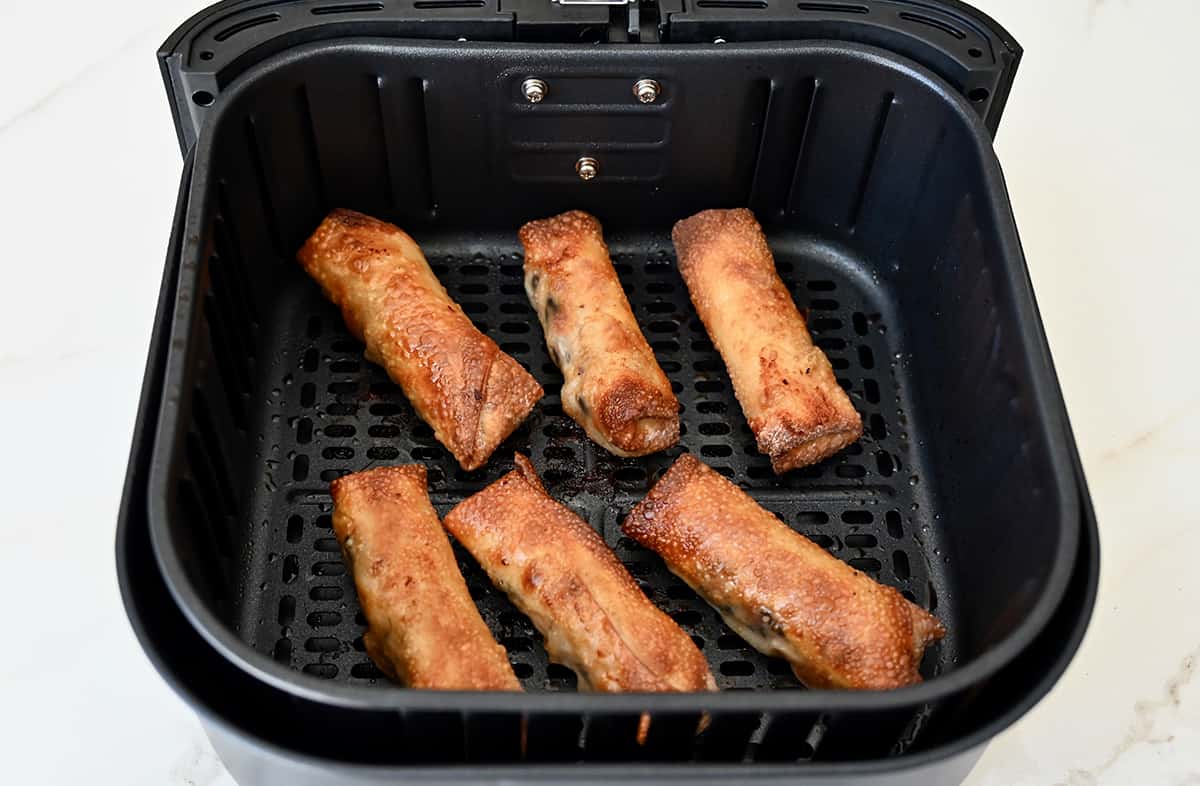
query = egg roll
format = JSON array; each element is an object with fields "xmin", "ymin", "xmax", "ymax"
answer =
[
  {"xmin": 519, "ymin": 211, "xmax": 679, "ymax": 457},
  {"xmin": 624, "ymin": 454, "xmax": 944, "ymax": 690},
  {"xmin": 298, "ymin": 209, "xmax": 543, "ymax": 471},
  {"xmin": 330, "ymin": 465, "xmax": 520, "ymax": 690},
  {"xmin": 672, "ymin": 208, "xmax": 861, "ymax": 472},
  {"xmin": 443, "ymin": 454, "xmax": 715, "ymax": 693}
]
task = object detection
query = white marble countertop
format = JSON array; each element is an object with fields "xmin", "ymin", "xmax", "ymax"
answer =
[{"xmin": 1, "ymin": 1, "xmax": 1196, "ymax": 783}]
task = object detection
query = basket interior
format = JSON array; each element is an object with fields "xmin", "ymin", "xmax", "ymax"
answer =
[{"xmin": 155, "ymin": 40, "xmax": 1069, "ymax": 762}]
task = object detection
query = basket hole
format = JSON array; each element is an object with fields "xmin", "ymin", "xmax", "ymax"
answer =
[
  {"xmin": 809, "ymin": 298, "xmax": 838, "ymax": 311},
  {"xmin": 695, "ymin": 379, "xmax": 724, "ymax": 393},
  {"xmin": 807, "ymin": 532, "xmax": 835, "ymax": 549},
  {"xmin": 500, "ymin": 322, "xmax": 530, "ymax": 334},
  {"xmin": 858, "ymin": 345, "xmax": 875, "ymax": 369},
  {"xmin": 796, "ymin": 511, "xmax": 828, "ymax": 525},
  {"xmin": 500, "ymin": 341, "xmax": 530, "ymax": 354},
  {"xmin": 612, "ymin": 468, "xmax": 647, "ymax": 490},
  {"xmin": 367, "ymin": 446, "xmax": 400, "ymax": 460},
  {"xmin": 841, "ymin": 510, "xmax": 873, "ymax": 524},
  {"xmin": 876, "ymin": 451, "xmax": 895, "ymax": 477},
  {"xmin": 845, "ymin": 534, "xmax": 877, "ymax": 548},
  {"xmin": 199, "ymin": 50, "xmax": 215, "ymax": 61},
  {"xmin": 411, "ymin": 446, "xmax": 441, "ymax": 461},
  {"xmin": 324, "ymin": 424, "xmax": 355, "ymax": 437},
  {"xmin": 282, "ymin": 555, "xmax": 300, "ymax": 584},
  {"xmin": 302, "ymin": 348, "xmax": 319, "ymax": 372},
  {"xmin": 351, "ymin": 662, "xmax": 384, "ymax": 679},
  {"xmin": 969, "ymin": 87, "xmax": 990, "ymax": 102},
  {"xmin": 835, "ymin": 464, "xmax": 867, "ymax": 479},
  {"xmin": 863, "ymin": 379, "xmax": 880, "ymax": 404},
  {"xmin": 852, "ymin": 313, "xmax": 869, "ymax": 335},
  {"xmin": 671, "ymin": 610, "xmax": 703, "ymax": 625},
  {"xmin": 286, "ymin": 515, "xmax": 304, "ymax": 543},
  {"xmin": 696, "ymin": 401, "xmax": 727, "ymax": 415},
  {"xmin": 691, "ymin": 338, "xmax": 714, "ymax": 352},
  {"xmin": 815, "ymin": 337, "xmax": 845, "ymax": 351},
  {"xmin": 806, "ymin": 279, "xmax": 836, "ymax": 291},
  {"xmin": 329, "ymin": 360, "xmax": 360, "ymax": 373},
  {"xmin": 646, "ymin": 301, "xmax": 675, "ymax": 314},
  {"xmin": 325, "ymin": 404, "xmax": 356, "ymax": 417},
  {"xmin": 512, "ymin": 662, "xmax": 534, "ymax": 679},
  {"xmin": 368, "ymin": 424, "xmax": 400, "ymax": 438},
  {"xmin": 886, "ymin": 511, "xmax": 903, "ymax": 538},
  {"xmin": 192, "ymin": 90, "xmax": 215, "ymax": 106},
  {"xmin": 300, "ymin": 384, "xmax": 316, "ymax": 408},
  {"xmin": 352, "ymin": 636, "xmax": 366, "ymax": 652},
  {"xmin": 305, "ymin": 637, "xmax": 340, "ymax": 653},
  {"xmin": 320, "ymin": 470, "xmax": 349, "ymax": 484},
  {"xmin": 312, "ymin": 561, "xmax": 346, "ymax": 576},
  {"xmin": 717, "ymin": 634, "xmax": 748, "ymax": 650},
  {"xmin": 328, "ymin": 381, "xmax": 358, "ymax": 395},
  {"xmin": 810, "ymin": 317, "xmax": 841, "ymax": 332},
  {"xmin": 503, "ymin": 637, "xmax": 533, "ymax": 653},
  {"xmin": 322, "ymin": 446, "xmax": 354, "ymax": 460},
  {"xmin": 698, "ymin": 422, "xmax": 730, "ymax": 436},
  {"xmin": 848, "ymin": 557, "xmax": 882, "ymax": 573},
  {"xmin": 500, "ymin": 302, "xmax": 530, "ymax": 314},
  {"xmin": 720, "ymin": 660, "xmax": 755, "ymax": 676},
  {"xmin": 649, "ymin": 320, "xmax": 678, "ymax": 334},
  {"xmin": 544, "ymin": 445, "xmax": 575, "ymax": 462},
  {"xmin": 306, "ymin": 316, "xmax": 322, "ymax": 338},
  {"xmin": 308, "ymin": 611, "xmax": 343, "ymax": 627},
  {"xmin": 310, "ymin": 586, "xmax": 343, "ymax": 601},
  {"xmin": 893, "ymin": 550, "xmax": 911, "ymax": 580},
  {"xmin": 700, "ymin": 444, "xmax": 732, "ymax": 458},
  {"xmin": 652, "ymin": 340, "xmax": 680, "ymax": 353},
  {"xmin": 278, "ymin": 595, "xmax": 296, "ymax": 625},
  {"xmin": 272, "ymin": 639, "xmax": 292, "ymax": 663},
  {"xmin": 314, "ymin": 537, "xmax": 340, "ymax": 553},
  {"xmin": 647, "ymin": 281, "xmax": 676, "ymax": 294},
  {"xmin": 870, "ymin": 414, "xmax": 887, "ymax": 440},
  {"xmin": 315, "ymin": 514, "xmax": 332, "ymax": 530},
  {"xmin": 691, "ymin": 635, "xmax": 706, "ymax": 650},
  {"xmin": 369, "ymin": 402, "xmax": 404, "ymax": 416},
  {"xmin": 747, "ymin": 464, "xmax": 774, "ymax": 480},
  {"xmin": 331, "ymin": 339, "xmax": 362, "ymax": 353}
]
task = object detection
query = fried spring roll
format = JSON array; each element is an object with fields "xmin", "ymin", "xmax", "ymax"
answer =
[
  {"xmin": 299, "ymin": 209, "xmax": 543, "ymax": 471},
  {"xmin": 330, "ymin": 465, "xmax": 521, "ymax": 690},
  {"xmin": 443, "ymin": 454, "xmax": 715, "ymax": 693},
  {"xmin": 624, "ymin": 455, "xmax": 944, "ymax": 690},
  {"xmin": 520, "ymin": 211, "xmax": 680, "ymax": 457},
  {"xmin": 672, "ymin": 208, "xmax": 862, "ymax": 472}
]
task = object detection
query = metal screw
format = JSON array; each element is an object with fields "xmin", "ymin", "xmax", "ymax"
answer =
[
  {"xmin": 521, "ymin": 78, "xmax": 547, "ymax": 103},
  {"xmin": 633, "ymin": 78, "xmax": 661, "ymax": 104},
  {"xmin": 575, "ymin": 156, "xmax": 599, "ymax": 181}
]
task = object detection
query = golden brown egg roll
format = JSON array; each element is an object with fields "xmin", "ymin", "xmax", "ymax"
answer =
[
  {"xmin": 298, "ymin": 209, "xmax": 543, "ymax": 471},
  {"xmin": 672, "ymin": 208, "xmax": 862, "ymax": 472},
  {"xmin": 443, "ymin": 454, "xmax": 715, "ymax": 693},
  {"xmin": 330, "ymin": 465, "xmax": 521, "ymax": 690},
  {"xmin": 624, "ymin": 454, "xmax": 943, "ymax": 690},
  {"xmin": 520, "ymin": 211, "xmax": 679, "ymax": 457}
]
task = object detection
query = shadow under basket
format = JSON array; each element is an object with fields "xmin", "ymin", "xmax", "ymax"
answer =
[{"xmin": 126, "ymin": 3, "xmax": 1091, "ymax": 778}]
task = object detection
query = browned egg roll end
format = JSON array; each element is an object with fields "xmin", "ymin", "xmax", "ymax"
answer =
[
  {"xmin": 520, "ymin": 211, "xmax": 680, "ymax": 457},
  {"xmin": 330, "ymin": 465, "xmax": 521, "ymax": 691},
  {"xmin": 624, "ymin": 454, "xmax": 943, "ymax": 690},
  {"xmin": 672, "ymin": 209, "xmax": 863, "ymax": 472},
  {"xmin": 298, "ymin": 209, "xmax": 543, "ymax": 471}
]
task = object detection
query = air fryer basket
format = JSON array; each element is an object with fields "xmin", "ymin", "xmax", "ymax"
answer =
[{"xmin": 130, "ymin": 0, "xmax": 1088, "ymax": 770}]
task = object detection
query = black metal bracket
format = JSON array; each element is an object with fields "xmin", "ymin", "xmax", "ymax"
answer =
[{"xmin": 160, "ymin": 0, "xmax": 1019, "ymax": 152}]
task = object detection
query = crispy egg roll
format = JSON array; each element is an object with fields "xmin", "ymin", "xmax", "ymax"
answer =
[
  {"xmin": 520, "ymin": 211, "xmax": 679, "ymax": 457},
  {"xmin": 443, "ymin": 454, "xmax": 715, "ymax": 693},
  {"xmin": 330, "ymin": 465, "xmax": 520, "ymax": 690},
  {"xmin": 624, "ymin": 454, "xmax": 944, "ymax": 690},
  {"xmin": 298, "ymin": 209, "xmax": 543, "ymax": 471},
  {"xmin": 672, "ymin": 208, "xmax": 862, "ymax": 472}
]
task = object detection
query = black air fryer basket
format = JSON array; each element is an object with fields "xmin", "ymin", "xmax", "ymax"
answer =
[{"xmin": 119, "ymin": 0, "xmax": 1098, "ymax": 782}]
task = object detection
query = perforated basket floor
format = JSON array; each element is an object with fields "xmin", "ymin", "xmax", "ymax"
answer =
[{"xmin": 230, "ymin": 234, "xmax": 951, "ymax": 692}]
